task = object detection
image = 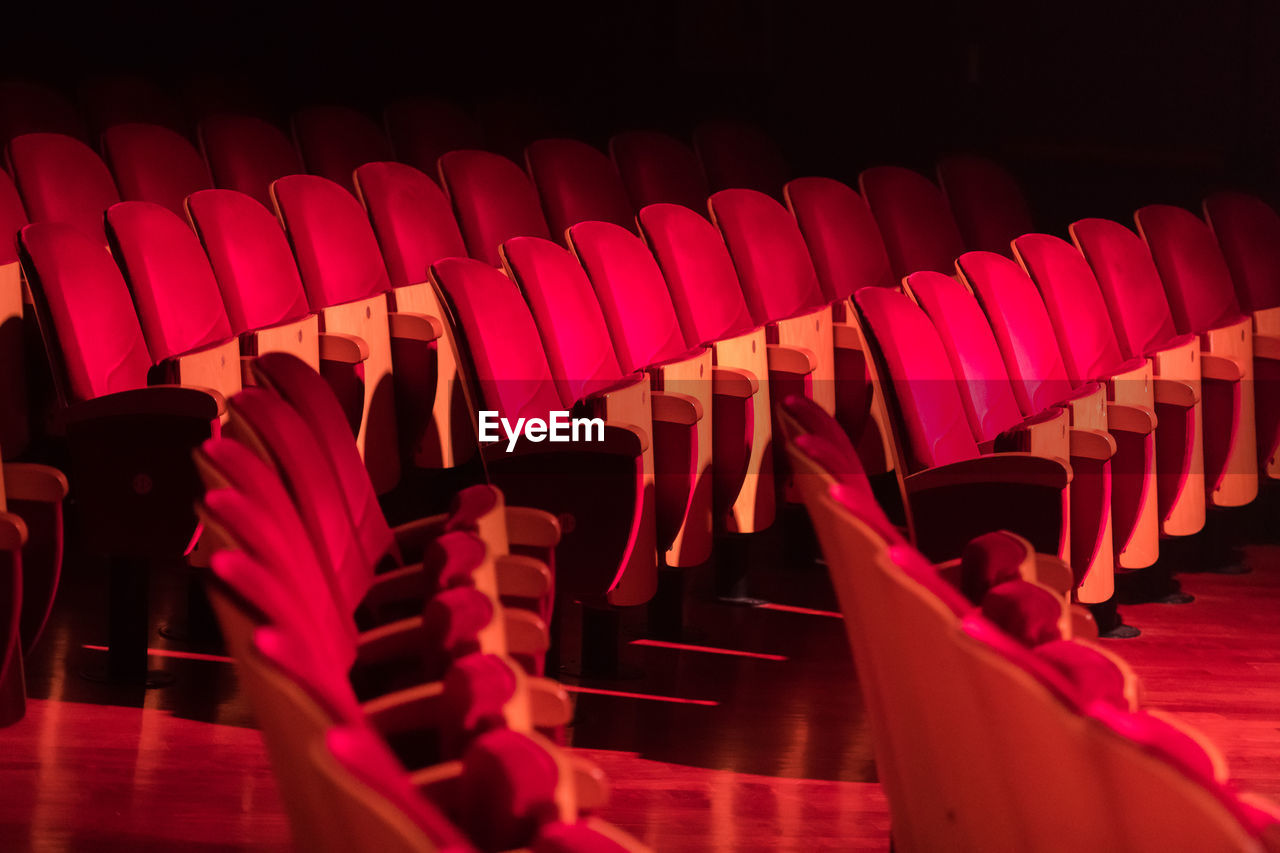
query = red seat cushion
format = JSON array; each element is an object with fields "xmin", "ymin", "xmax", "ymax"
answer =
[
  {"xmin": 980, "ymin": 579, "xmax": 1064, "ymax": 647},
  {"xmin": 1136, "ymin": 204, "xmax": 1247, "ymax": 335},
  {"xmin": 355, "ymin": 161, "xmax": 467, "ymax": 288},
  {"xmin": 8, "ymin": 133, "xmax": 120, "ymax": 244},
  {"xmin": 859, "ymin": 165, "xmax": 966, "ymax": 280},
  {"xmin": 959, "ymin": 531, "xmax": 1030, "ymax": 605},
  {"xmin": 785, "ymin": 176, "xmax": 895, "ymax": 302},
  {"xmin": 525, "ymin": 138, "xmax": 633, "ymax": 240},
  {"xmin": 1203, "ymin": 191, "xmax": 1280, "ymax": 314},
  {"xmin": 438, "ymin": 150, "xmax": 550, "ymax": 266}
]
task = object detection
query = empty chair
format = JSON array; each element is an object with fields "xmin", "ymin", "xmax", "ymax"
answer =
[
  {"xmin": 859, "ymin": 165, "xmax": 966, "ymax": 281},
  {"xmin": 101, "ymin": 122, "xmax": 213, "ymax": 216},
  {"xmin": 524, "ymin": 138, "xmax": 633, "ymax": 239},
  {"xmin": 383, "ymin": 96, "xmax": 483, "ymax": 176},
  {"xmin": 437, "ymin": 150, "xmax": 550, "ymax": 266},
  {"xmin": 936, "ymin": 154, "xmax": 1034, "ymax": 256},
  {"xmin": 1137, "ymin": 203, "xmax": 1279, "ymax": 480},
  {"xmin": 78, "ymin": 74, "xmax": 184, "ymax": 136},
  {"xmin": 198, "ymin": 114, "xmax": 303, "ymax": 207},
  {"xmin": 1072, "ymin": 217, "xmax": 1256, "ymax": 509},
  {"xmin": 692, "ymin": 119, "xmax": 790, "ymax": 199},
  {"xmin": 292, "ymin": 105, "xmax": 393, "ymax": 193},
  {"xmin": 1013, "ymin": 233, "xmax": 1205, "ymax": 538},
  {"xmin": 0, "ymin": 80, "xmax": 85, "ymax": 145},
  {"xmin": 609, "ymin": 130, "xmax": 709, "ymax": 213},
  {"xmin": 7, "ymin": 133, "xmax": 119, "ymax": 244},
  {"xmin": 1203, "ymin": 191, "xmax": 1280, "ymax": 319}
]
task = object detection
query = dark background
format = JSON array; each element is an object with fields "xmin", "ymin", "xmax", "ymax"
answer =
[{"xmin": 6, "ymin": 0, "xmax": 1278, "ymax": 230}]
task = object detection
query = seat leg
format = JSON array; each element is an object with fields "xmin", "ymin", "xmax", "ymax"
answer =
[{"xmin": 82, "ymin": 557, "xmax": 171, "ymax": 687}]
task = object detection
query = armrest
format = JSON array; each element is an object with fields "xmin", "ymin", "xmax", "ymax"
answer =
[
  {"xmin": 650, "ymin": 390, "xmax": 702, "ymax": 425},
  {"xmin": 712, "ymin": 365, "xmax": 758, "ymax": 398},
  {"xmin": 361, "ymin": 680, "xmax": 447, "ymax": 735},
  {"xmin": 1255, "ymin": 334, "xmax": 1280, "ymax": 361},
  {"xmin": 318, "ymin": 331, "xmax": 369, "ymax": 364},
  {"xmin": 905, "ymin": 453, "xmax": 1072, "ymax": 492},
  {"xmin": 1032, "ymin": 554, "xmax": 1075, "ymax": 598},
  {"xmin": 833, "ymin": 321, "xmax": 863, "ymax": 351},
  {"xmin": 496, "ymin": 553, "xmax": 552, "ymax": 599},
  {"xmin": 570, "ymin": 756, "xmax": 611, "ymax": 811},
  {"xmin": 503, "ymin": 608, "xmax": 550, "ymax": 656},
  {"xmin": 1152, "ymin": 377, "xmax": 1198, "ymax": 407},
  {"xmin": 355, "ymin": 616, "xmax": 428, "ymax": 667},
  {"xmin": 1200, "ymin": 352, "xmax": 1244, "ymax": 382},
  {"xmin": 410, "ymin": 760, "xmax": 463, "ymax": 793},
  {"xmin": 0, "ymin": 511, "xmax": 27, "ymax": 551},
  {"xmin": 529, "ymin": 676, "xmax": 573, "ymax": 728},
  {"xmin": 505, "ymin": 506, "xmax": 561, "ymax": 549},
  {"xmin": 388, "ymin": 311, "xmax": 443, "ymax": 343},
  {"xmin": 1106, "ymin": 402, "xmax": 1157, "ymax": 435},
  {"xmin": 3, "ymin": 463, "xmax": 69, "ymax": 503},
  {"xmin": 61, "ymin": 384, "xmax": 225, "ymax": 425},
  {"xmin": 1069, "ymin": 427, "xmax": 1117, "ymax": 461},
  {"xmin": 766, "ymin": 343, "xmax": 817, "ymax": 376}
]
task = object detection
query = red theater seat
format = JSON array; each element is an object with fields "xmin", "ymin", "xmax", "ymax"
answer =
[
  {"xmin": 7, "ymin": 133, "xmax": 120, "ymax": 244},
  {"xmin": 101, "ymin": 123, "xmax": 213, "ymax": 216},
  {"xmin": 692, "ymin": 119, "xmax": 790, "ymax": 199},
  {"xmin": 858, "ymin": 165, "xmax": 966, "ymax": 281},
  {"xmin": 0, "ymin": 80, "xmax": 86, "ymax": 145},
  {"xmin": 1203, "ymin": 191, "xmax": 1280, "ymax": 317},
  {"xmin": 524, "ymin": 138, "xmax": 633, "ymax": 240},
  {"xmin": 437, "ymin": 150, "xmax": 550, "ymax": 266},
  {"xmin": 292, "ymin": 105, "xmax": 393, "ymax": 193},
  {"xmin": 198, "ymin": 114, "xmax": 304, "ymax": 207},
  {"xmin": 1072, "ymin": 217, "xmax": 1255, "ymax": 510},
  {"xmin": 609, "ymin": 130, "xmax": 709, "ymax": 213},
  {"xmin": 935, "ymin": 155, "xmax": 1034, "ymax": 256},
  {"xmin": 383, "ymin": 96, "xmax": 484, "ymax": 176},
  {"xmin": 78, "ymin": 74, "xmax": 184, "ymax": 136}
]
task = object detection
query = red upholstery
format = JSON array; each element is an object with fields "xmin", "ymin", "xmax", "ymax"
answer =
[
  {"xmin": 105, "ymin": 202, "xmax": 234, "ymax": 362},
  {"xmin": 858, "ymin": 165, "xmax": 966, "ymax": 280},
  {"xmin": 437, "ymin": 150, "xmax": 550, "ymax": 266},
  {"xmin": 442, "ymin": 652, "xmax": 520, "ymax": 739},
  {"xmin": 566, "ymin": 221, "xmax": 690, "ymax": 375},
  {"xmin": 17, "ymin": 222, "xmax": 151, "ymax": 401},
  {"xmin": 1135, "ymin": 204, "xmax": 1247, "ymax": 336},
  {"xmin": 904, "ymin": 271, "xmax": 1025, "ymax": 444},
  {"xmin": 453, "ymin": 728, "xmax": 563, "ymax": 851},
  {"xmin": 692, "ymin": 119, "xmax": 790, "ymax": 199},
  {"xmin": 979, "ymin": 580, "xmax": 1063, "ymax": 647},
  {"xmin": 935, "ymin": 155, "xmax": 1033, "ymax": 256},
  {"xmin": 709, "ymin": 188, "xmax": 828, "ymax": 324},
  {"xmin": 958, "ymin": 531, "xmax": 1030, "ymax": 605},
  {"xmin": 422, "ymin": 585, "xmax": 497, "ymax": 663},
  {"xmin": 784, "ymin": 176, "xmax": 894, "ymax": 302},
  {"xmin": 251, "ymin": 623, "xmax": 364, "ymax": 721},
  {"xmin": 0, "ymin": 80, "xmax": 85, "ymax": 144},
  {"xmin": 1203, "ymin": 191, "xmax": 1280, "ymax": 314},
  {"xmin": 292, "ymin": 106, "xmax": 393, "ymax": 193},
  {"xmin": 886, "ymin": 539, "xmax": 976, "ymax": 617},
  {"xmin": 271, "ymin": 175, "xmax": 392, "ymax": 309},
  {"xmin": 354, "ymin": 161, "xmax": 467, "ymax": 288},
  {"xmin": 383, "ymin": 96, "xmax": 483, "ymax": 176},
  {"xmin": 77, "ymin": 74, "xmax": 183, "ymax": 136},
  {"xmin": 525, "ymin": 139, "xmax": 633, "ymax": 240},
  {"xmin": 1033, "ymin": 640, "xmax": 1130, "ymax": 710},
  {"xmin": 7, "ymin": 133, "xmax": 120, "ymax": 244},
  {"xmin": 637, "ymin": 203, "xmax": 757, "ymax": 347},
  {"xmin": 533, "ymin": 822, "xmax": 630, "ymax": 853},
  {"xmin": 101, "ymin": 123, "xmax": 212, "ymax": 216},
  {"xmin": 609, "ymin": 130, "xmax": 709, "ymax": 213},
  {"xmin": 186, "ymin": 189, "xmax": 312, "ymax": 336},
  {"xmin": 198, "ymin": 114, "xmax": 303, "ymax": 207}
]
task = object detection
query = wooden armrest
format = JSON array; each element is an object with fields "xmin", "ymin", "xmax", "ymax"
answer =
[
  {"xmin": 650, "ymin": 390, "xmax": 702, "ymax": 425},
  {"xmin": 61, "ymin": 384, "xmax": 225, "ymax": 425},
  {"xmin": 571, "ymin": 756, "xmax": 611, "ymax": 811},
  {"xmin": 388, "ymin": 311, "xmax": 443, "ymax": 342},
  {"xmin": 1255, "ymin": 334, "xmax": 1280, "ymax": 361},
  {"xmin": 496, "ymin": 553, "xmax": 552, "ymax": 599},
  {"xmin": 1032, "ymin": 554, "xmax": 1075, "ymax": 598},
  {"xmin": 1199, "ymin": 352, "xmax": 1243, "ymax": 382},
  {"xmin": 361, "ymin": 680, "xmax": 446, "ymax": 734},
  {"xmin": 833, "ymin": 321, "xmax": 864, "ymax": 351},
  {"xmin": 1152, "ymin": 377, "xmax": 1198, "ymax": 407},
  {"xmin": 1105, "ymin": 402, "xmax": 1157, "ymax": 434},
  {"xmin": 906, "ymin": 453, "xmax": 1072, "ymax": 492},
  {"xmin": 0, "ymin": 511, "xmax": 27, "ymax": 550},
  {"xmin": 318, "ymin": 331, "xmax": 370, "ymax": 364},
  {"xmin": 529, "ymin": 677, "xmax": 574, "ymax": 728},
  {"xmin": 766, "ymin": 343, "xmax": 817, "ymax": 376},
  {"xmin": 505, "ymin": 506, "xmax": 561, "ymax": 548},
  {"xmin": 355, "ymin": 616, "xmax": 427, "ymax": 666},
  {"xmin": 3, "ymin": 463, "xmax": 69, "ymax": 502},
  {"xmin": 711, "ymin": 365, "xmax": 758, "ymax": 398},
  {"xmin": 410, "ymin": 760, "xmax": 464, "ymax": 792},
  {"xmin": 503, "ymin": 608, "xmax": 550, "ymax": 655},
  {"xmin": 1069, "ymin": 427, "xmax": 1117, "ymax": 461}
]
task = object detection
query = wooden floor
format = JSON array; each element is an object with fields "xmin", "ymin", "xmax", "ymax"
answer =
[{"xmin": 0, "ymin": 502, "xmax": 1277, "ymax": 851}]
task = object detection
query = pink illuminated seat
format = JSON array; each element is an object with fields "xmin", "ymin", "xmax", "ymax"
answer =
[
  {"xmin": 1203, "ymin": 191, "xmax": 1280, "ymax": 316},
  {"xmin": 524, "ymin": 138, "xmax": 633, "ymax": 239},
  {"xmin": 101, "ymin": 122, "xmax": 213, "ymax": 216},
  {"xmin": 1136, "ymin": 203, "xmax": 1279, "ymax": 480},
  {"xmin": 292, "ymin": 105, "xmax": 393, "ymax": 193},
  {"xmin": 858, "ymin": 165, "xmax": 966, "ymax": 280},
  {"xmin": 7, "ymin": 133, "xmax": 119, "ymax": 244},
  {"xmin": 784, "ymin": 176, "xmax": 895, "ymax": 303},
  {"xmin": 437, "ymin": 150, "xmax": 550, "ymax": 266},
  {"xmin": 1073, "ymin": 217, "xmax": 1255, "ymax": 510},
  {"xmin": 198, "ymin": 114, "xmax": 303, "ymax": 206},
  {"xmin": 608, "ymin": 130, "xmax": 709, "ymax": 213},
  {"xmin": 78, "ymin": 74, "xmax": 183, "ymax": 136},
  {"xmin": 692, "ymin": 119, "xmax": 790, "ymax": 198},
  {"xmin": 0, "ymin": 80, "xmax": 85, "ymax": 145},
  {"xmin": 935, "ymin": 155, "xmax": 1034, "ymax": 256},
  {"xmin": 383, "ymin": 96, "xmax": 483, "ymax": 176}
]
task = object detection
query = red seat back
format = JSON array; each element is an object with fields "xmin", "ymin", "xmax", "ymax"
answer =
[
  {"xmin": 1202, "ymin": 191, "xmax": 1280, "ymax": 314},
  {"xmin": 609, "ymin": 130, "xmax": 708, "ymax": 213},
  {"xmin": 8, "ymin": 133, "xmax": 120, "ymax": 244},
  {"xmin": 186, "ymin": 189, "xmax": 312, "ymax": 336},
  {"xmin": 438, "ymin": 150, "xmax": 550, "ymax": 266},
  {"xmin": 525, "ymin": 138, "xmax": 633, "ymax": 240},
  {"xmin": 383, "ymin": 96, "xmax": 483, "ymax": 175},
  {"xmin": 692, "ymin": 119, "xmax": 789, "ymax": 198},
  {"xmin": 859, "ymin": 165, "xmax": 966, "ymax": 280},
  {"xmin": 0, "ymin": 80, "xmax": 85, "ymax": 144},
  {"xmin": 567, "ymin": 221, "xmax": 690, "ymax": 375},
  {"xmin": 354, "ymin": 161, "xmax": 467, "ymax": 288},
  {"xmin": 936, "ymin": 155, "xmax": 1033, "ymax": 256},
  {"xmin": 292, "ymin": 106, "xmax": 393, "ymax": 193},
  {"xmin": 198, "ymin": 114, "xmax": 303, "ymax": 207},
  {"xmin": 785, "ymin": 176, "xmax": 894, "ymax": 302},
  {"xmin": 1135, "ymin": 204, "xmax": 1245, "ymax": 335},
  {"xmin": 637, "ymin": 202, "xmax": 757, "ymax": 346},
  {"xmin": 102, "ymin": 123, "xmax": 213, "ymax": 217}
]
